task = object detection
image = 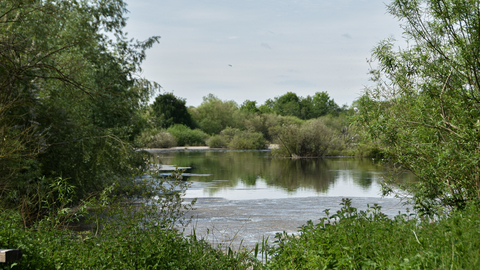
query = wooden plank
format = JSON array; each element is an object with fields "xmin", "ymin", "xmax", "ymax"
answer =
[{"xmin": 0, "ymin": 249, "xmax": 22, "ymax": 263}]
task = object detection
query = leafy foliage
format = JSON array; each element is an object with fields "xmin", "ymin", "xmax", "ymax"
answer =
[
  {"xmin": 272, "ymin": 117, "xmax": 345, "ymax": 157},
  {"xmin": 356, "ymin": 0, "xmax": 480, "ymax": 212},
  {"xmin": 136, "ymin": 128, "xmax": 177, "ymax": 148},
  {"xmin": 262, "ymin": 91, "xmax": 342, "ymax": 120},
  {"xmin": 0, "ymin": 0, "xmax": 159, "ymax": 218},
  {"xmin": 0, "ymin": 171, "xmax": 262, "ymax": 269},
  {"xmin": 240, "ymin": 100, "xmax": 260, "ymax": 114},
  {"xmin": 210, "ymin": 127, "xmax": 267, "ymax": 150},
  {"xmin": 166, "ymin": 124, "xmax": 208, "ymax": 146},
  {"xmin": 151, "ymin": 92, "xmax": 195, "ymax": 129},
  {"xmin": 191, "ymin": 94, "xmax": 242, "ymax": 134},
  {"xmin": 266, "ymin": 199, "xmax": 480, "ymax": 269}
]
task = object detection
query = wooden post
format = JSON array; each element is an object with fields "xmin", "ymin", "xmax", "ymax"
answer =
[{"xmin": 0, "ymin": 249, "xmax": 22, "ymax": 263}]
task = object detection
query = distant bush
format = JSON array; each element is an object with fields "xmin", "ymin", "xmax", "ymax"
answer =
[
  {"xmin": 212, "ymin": 127, "xmax": 266, "ymax": 150},
  {"xmin": 219, "ymin": 127, "xmax": 239, "ymax": 142},
  {"xmin": 167, "ymin": 124, "xmax": 208, "ymax": 146},
  {"xmin": 228, "ymin": 130, "xmax": 266, "ymax": 150},
  {"xmin": 136, "ymin": 129, "xmax": 177, "ymax": 148},
  {"xmin": 272, "ymin": 118, "xmax": 341, "ymax": 157},
  {"xmin": 191, "ymin": 94, "xmax": 245, "ymax": 134},
  {"xmin": 206, "ymin": 135, "xmax": 227, "ymax": 148},
  {"xmin": 244, "ymin": 113, "xmax": 304, "ymax": 142},
  {"xmin": 351, "ymin": 142, "xmax": 385, "ymax": 158}
]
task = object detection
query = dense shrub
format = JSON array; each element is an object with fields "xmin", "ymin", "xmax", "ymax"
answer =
[
  {"xmin": 206, "ymin": 135, "xmax": 227, "ymax": 148},
  {"xmin": 191, "ymin": 94, "xmax": 244, "ymax": 135},
  {"xmin": 272, "ymin": 118, "xmax": 341, "ymax": 157},
  {"xmin": 136, "ymin": 129, "xmax": 177, "ymax": 148},
  {"xmin": 228, "ymin": 131, "xmax": 267, "ymax": 150},
  {"xmin": 219, "ymin": 127, "xmax": 240, "ymax": 142},
  {"xmin": 351, "ymin": 142, "xmax": 385, "ymax": 158},
  {"xmin": 244, "ymin": 113, "xmax": 304, "ymax": 142},
  {"xmin": 151, "ymin": 92, "xmax": 195, "ymax": 129},
  {"xmin": 266, "ymin": 199, "xmax": 480, "ymax": 269},
  {"xmin": 167, "ymin": 124, "xmax": 208, "ymax": 146},
  {"xmin": 212, "ymin": 127, "xmax": 267, "ymax": 150},
  {"xmin": 0, "ymin": 173, "xmax": 260, "ymax": 269}
]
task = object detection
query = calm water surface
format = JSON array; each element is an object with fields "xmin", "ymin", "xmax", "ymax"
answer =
[{"xmin": 149, "ymin": 150, "xmax": 413, "ymax": 200}]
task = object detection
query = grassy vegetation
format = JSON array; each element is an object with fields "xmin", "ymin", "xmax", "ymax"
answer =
[
  {"xmin": 0, "ymin": 171, "xmax": 262, "ymax": 270},
  {"xmin": 266, "ymin": 199, "xmax": 480, "ymax": 269},
  {"xmin": 4, "ymin": 191, "xmax": 480, "ymax": 269}
]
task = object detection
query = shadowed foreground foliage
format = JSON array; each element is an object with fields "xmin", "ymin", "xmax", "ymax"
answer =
[
  {"xmin": 3, "ymin": 194, "xmax": 480, "ymax": 269},
  {"xmin": 0, "ymin": 172, "xmax": 262, "ymax": 270}
]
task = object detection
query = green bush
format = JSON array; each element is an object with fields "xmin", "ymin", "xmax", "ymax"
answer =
[
  {"xmin": 351, "ymin": 142, "xmax": 385, "ymax": 158},
  {"xmin": 266, "ymin": 199, "xmax": 480, "ymax": 269},
  {"xmin": 206, "ymin": 135, "xmax": 227, "ymax": 148},
  {"xmin": 228, "ymin": 130, "xmax": 267, "ymax": 150},
  {"xmin": 167, "ymin": 124, "xmax": 208, "ymax": 146},
  {"xmin": 212, "ymin": 127, "xmax": 266, "ymax": 150},
  {"xmin": 0, "ymin": 172, "xmax": 261, "ymax": 269},
  {"xmin": 136, "ymin": 128, "xmax": 177, "ymax": 148},
  {"xmin": 272, "ymin": 118, "xmax": 340, "ymax": 157},
  {"xmin": 244, "ymin": 113, "xmax": 304, "ymax": 142},
  {"xmin": 191, "ymin": 94, "xmax": 244, "ymax": 134}
]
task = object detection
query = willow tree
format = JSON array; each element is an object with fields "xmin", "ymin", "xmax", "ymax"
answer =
[
  {"xmin": 357, "ymin": 0, "xmax": 480, "ymax": 212},
  {"xmin": 0, "ymin": 0, "xmax": 160, "ymax": 214}
]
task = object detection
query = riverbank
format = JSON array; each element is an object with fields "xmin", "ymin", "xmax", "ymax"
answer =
[{"xmin": 142, "ymin": 144, "xmax": 280, "ymax": 152}]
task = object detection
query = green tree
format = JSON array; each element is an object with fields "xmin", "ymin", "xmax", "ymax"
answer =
[
  {"xmin": 273, "ymin": 92, "xmax": 302, "ymax": 118},
  {"xmin": 357, "ymin": 0, "xmax": 480, "ymax": 212},
  {"xmin": 193, "ymin": 94, "xmax": 241, "ymax": 134},
  {"xmin": 311, "ymin": 91, "xmax": 340, "ymax": 117},
  {"xmin": 152, "ymin": 92, "xmax": 194, "ymax": 129},
  {"xmin": 240, "ymin": 100, "xmax": 259, "ymax": 114},
  {"xmin": 258, "ymin": 99, "xmax": 274, "ymax": 114},
  {"xmin": 0, "ymin": 0, "xmax": 159, "ymax": 215}
]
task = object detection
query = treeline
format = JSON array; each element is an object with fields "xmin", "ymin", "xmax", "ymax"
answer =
[{"xmin": 137, "ymin": 91, "xmax": 376, "ymax": 157}]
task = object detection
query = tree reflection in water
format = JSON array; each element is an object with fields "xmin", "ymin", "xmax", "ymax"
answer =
[{"xmin": 149, "ymin": 150, "xmax": 416, "ymax": 197}]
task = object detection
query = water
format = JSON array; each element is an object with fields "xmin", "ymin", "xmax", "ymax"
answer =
[
  {"xmin": 147, "ymin": 149, "xmax": 415, "ymax": 249},
  {"xmin": 148, "ymin": 149, "xmax": 414, "ymax": 200}
]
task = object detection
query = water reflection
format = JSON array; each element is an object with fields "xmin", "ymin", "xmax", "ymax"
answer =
[{"xmin": 148, "ymin": 150, "xmax": 415, "ymax": 199}]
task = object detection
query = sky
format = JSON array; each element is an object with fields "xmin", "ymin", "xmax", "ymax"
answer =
[{"xmin": 123, "ymin": 0, "xmax": 404, "ymax": 107}]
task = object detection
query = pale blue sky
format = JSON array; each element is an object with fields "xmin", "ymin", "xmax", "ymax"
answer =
[{"xmin": 124, "ymin": 0, "xmax": 403, "ymax": 107}]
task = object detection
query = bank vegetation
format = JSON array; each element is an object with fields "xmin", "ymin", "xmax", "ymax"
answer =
[{"xmin": 3, "ymin": 0, "xmax": 480, "ymax": 268}]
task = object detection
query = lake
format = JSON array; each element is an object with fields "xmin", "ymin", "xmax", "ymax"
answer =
[
  {"xmin": 147, "ymin": 149, "xmax": 415, "ymax": 250},
  {"xmin": 149, "ymin": 149, "xmax": 414, "ymax": 200}
]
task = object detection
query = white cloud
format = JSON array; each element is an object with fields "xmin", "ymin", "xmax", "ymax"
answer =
[{"xmin": 124, "ymin": 0, "xmax": 403, "ymax": 107}]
